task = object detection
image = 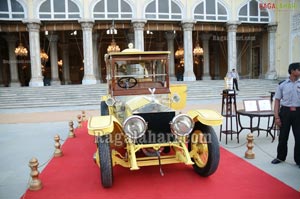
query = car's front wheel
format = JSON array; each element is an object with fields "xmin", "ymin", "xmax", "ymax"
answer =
[
  {"xmin": 97, "ymin": 135, "xmax": 113, "ymax": 188},
  {"xmin": 188, "ymin": 122, "xmax": 220, "ymax": 176}
]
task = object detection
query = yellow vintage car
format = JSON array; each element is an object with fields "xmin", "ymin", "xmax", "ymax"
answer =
[{"xmin": 88, "ymin": 46, "xmax": 223, "ymax": 188}]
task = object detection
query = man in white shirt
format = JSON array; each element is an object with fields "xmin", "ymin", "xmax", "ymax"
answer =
[{"xmin": 228, "ymin": 68, "xmax": 239, "ymax": 91}]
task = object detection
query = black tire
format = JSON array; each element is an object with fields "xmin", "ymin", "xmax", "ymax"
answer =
[
  {"xmin": 100, "ymin": 101, "xmax": 109, "ymax": 116},
  {"xmin": 188, "ymin": 122, "xmax": 220, "ymax": 177},
  {"xmin": 97, "ymin": 135, "xmax": 113, "ymax": 188}
]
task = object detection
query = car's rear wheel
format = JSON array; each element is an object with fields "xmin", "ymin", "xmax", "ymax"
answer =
[
  {"xmin": 97, "ymin": 135, "xmax": 113, "ymax": 188},
  {"xmin": 188, "ymin": 122, "xmax": 220, "ymax": 176}
]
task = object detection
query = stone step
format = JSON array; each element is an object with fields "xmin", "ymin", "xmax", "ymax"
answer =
[{"xmin": 0, "ymin": 79, "xmax": 280, "ymax": 109}]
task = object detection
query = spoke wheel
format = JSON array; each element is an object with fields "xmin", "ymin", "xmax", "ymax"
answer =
[
  {"xmin": 188, "ymin": 122, "xmax": 220, "ymax": 177},
  {"xmin": 97, "ymin": 135, "xmax": 113, "ymax": 188}
]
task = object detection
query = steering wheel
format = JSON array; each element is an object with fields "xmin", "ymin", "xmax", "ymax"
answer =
[{"xmin": 117, "ymin": 77, "xmax": 138, "ymax": 89}]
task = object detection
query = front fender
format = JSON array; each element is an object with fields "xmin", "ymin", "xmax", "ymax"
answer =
[
  {"xmin": 88, "ymin": 115, "xmax": 122, "ymax": 136},
  {"xmin": 187, "ymin": 109, "xmax": 223, "ymax": 126}
]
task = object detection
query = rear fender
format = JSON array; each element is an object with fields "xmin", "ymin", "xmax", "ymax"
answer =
[{"xmin": 187, "ymin": 109, "xmax": 223, "ymax": 126}]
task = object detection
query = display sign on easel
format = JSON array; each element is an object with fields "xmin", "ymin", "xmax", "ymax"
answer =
[
  {"xmin": 243, "ymin": 99, "xmax": 272, "ymax": 112},
  {"xmin": 243, "ymin": 100, "xmax": 258, "ymax": 112},
  {"xmin": 257, "ymin": 99, "xmax": 272, "ymax": 111}
]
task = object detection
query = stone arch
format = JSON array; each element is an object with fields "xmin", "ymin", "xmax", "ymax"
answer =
[
  {"xmin": 144, "ymin": 0, "xmax": 183, "ymax": 20},
  {"xmin": 237, "ymin": 0, "xmax": 272, "ymax": 23},
  {"xmin": 193, "ymin": 0, "xmax": 229, "ymax": 21},
  {"xmin": 37, "ymin": 0, "xmax": 81, "ymax": 20},
  {"xmin": 0, "ymin": 0, "xmax": 26, "ymax": 20},
  {"xmin": 92, "ymin": 0, "xmax": 133, "ymax": 19}
]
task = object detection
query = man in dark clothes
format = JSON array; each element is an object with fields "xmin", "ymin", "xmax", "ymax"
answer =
[{"xmin": 271, "ymin": 62, "xmax": 300, "ymax": 168}]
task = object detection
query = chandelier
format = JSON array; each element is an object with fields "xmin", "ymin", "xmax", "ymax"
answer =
[
  {"xmin": 193, "ymin": 43, "xmax": 203, "ymax": 56},
  {"xmin": 193, "ymin": 31, "xmax": 203, "ymax": 56},
  {"xmin": 15, "ymin": 43, "xmax": 28, "ymax": 57},
  {"xmin": 175, "ymin": 33, "xmax": 184, "ymax": 59},
  {"xmin": 107, "ymin": 39, "xmax": 120, "ymax": 53},
  {"xmin": 40, "ymin": 49, "xmax": 49, "ymax": 63},
  {"xmin": 106, "ymin": 20, "xmax": 117, "ymax": 35},
  {"xmin": 106, "ymin": 20, "xmax": 120, "ymax": 53},
  {"xmin": 175, "ymin": 47, "xmax": 184, "ymax": 59},
  {"xmin": 15, "ymin": 33, "xmax": 28, "ymax": 57},
  {"xmin": 58, "ymin": 59, "xmax": 63, "ymax": 66}
]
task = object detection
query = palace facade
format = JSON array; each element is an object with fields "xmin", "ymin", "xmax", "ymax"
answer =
[{"xmin": 0, "ymin": 0, "xmax": 299, "ymax": 87}]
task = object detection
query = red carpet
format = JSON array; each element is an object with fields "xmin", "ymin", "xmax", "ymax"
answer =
[{"xmin": 22, "ymin": 122, "xmax": 300, "ymax": 199}]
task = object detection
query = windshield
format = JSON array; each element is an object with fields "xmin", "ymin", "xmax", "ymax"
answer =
[
  {"xmin": 106, "ymin": 52, "xmax": 170, "ymax": 96},
  {"xmin": 114, "ymin": 59, "xmax": 167, "ymax": 81}
]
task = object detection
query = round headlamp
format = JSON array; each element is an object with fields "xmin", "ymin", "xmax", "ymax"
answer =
[
  {"xmin": 105, "ymin": 97, "xmax": 115, "ymax": 106},
  {"xmin": 123, "ymin": 115, "xmax": 147, "ymax": 139},
  {"xmin": 170, "ymin": 114, "xmax": 194, "ymax": 136}
]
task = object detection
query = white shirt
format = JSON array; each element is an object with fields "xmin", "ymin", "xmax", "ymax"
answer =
[
  {"xmin": 228, "ymin": 71, "xmax": 239, "ymax": 79},
  {"xmin": 274, "ymin": 78, "xmax": 300, "ymax": 107}
]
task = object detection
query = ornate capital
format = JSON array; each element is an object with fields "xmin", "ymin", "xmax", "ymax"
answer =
[
  {"xmin": 26, "ymin": 22, "xmax": 41, "ymax": 32},
  {"xmin": 79, "ymin": 20, "xmax": 94, "ymax": 30},
  {"xmin": 47, "ymin": 34, "xmax": 58, "ymax": 42},
  {"xmin": 165, "ymin": 31, "xmax": 176, "ymax": 40},
  {"xmin": 132, "ymin": 21, "xmax": 146, "ymax": 30},
  {"xmin": 226, "ymin": 22, "xmax": 239, "ymax": 32},
  {"xmin": 181, "ymin": 21, "xmax": 194, "ymax": 31},
  {"xmin": 201, "ymin": 33, "xmax": 212, "ymax": 41}
]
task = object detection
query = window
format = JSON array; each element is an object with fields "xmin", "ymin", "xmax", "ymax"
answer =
[
  {"xmin": 194, "ymin": 0, "xmax": 228, "ymax": 21},
  {"xmin": 145, "ymin": 0, "xmax": 182, "ymax": 20},
  {"xmin": 93, "ymin": 0, "xmax": 132, "ymax": 19},
  {"xmin": 238, "ymin": 0, "xmax": 270, "ymax": 23},
  {"xmin": 39, "ymin": 0, "xmax": 80, "ymax": 19},
  {"xmin": 0, "ymin": 0, "xmax": 25, "ymax": 19}
]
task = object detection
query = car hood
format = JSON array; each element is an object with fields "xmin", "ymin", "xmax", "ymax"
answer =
[
  {"xmin": 133, "ymin": 102, "xmax": 172, "ymax": 114},
  {"xmin": 125, "ymin": 96, "xmax": 173, "ymax": 114}
]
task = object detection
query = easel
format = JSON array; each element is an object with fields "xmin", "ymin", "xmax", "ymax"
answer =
[{"xmin": 220, "ymin": 89, "xmax": 239, "ymax": 144}]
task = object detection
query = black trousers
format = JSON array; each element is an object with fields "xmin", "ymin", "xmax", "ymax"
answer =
[
  {"xmin": 277, "ymin": 106, "xmax": 300, "ymax": 164},
  {"xmin": 233, "ymin": 78, "xmax": 239, "ymax": 90}
]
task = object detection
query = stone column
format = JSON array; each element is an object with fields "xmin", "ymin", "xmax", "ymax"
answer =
[
  {"xmin": 0, "ymin": 41, "xmax": 5, "ymax": 86},
  {"xmin": 47, "ymin": 34, "xmax": 61, "ymax": 85},
  {"xmin": 92, "ymin": 32, "xmax": 100, "ymax": 83},
  {"xmin": 132, "ymin": 20, "xmax": 146, "ymax": 51},
  {"xmin": 25, "ymin": 21, "xmax": 44, "ymax": 87},
  {"xmin": 201, "ymin": 34, "xmax": 211, "ymax": 80},
  {"xmin": 61, "ymin": 32, "xmax": 70, "ymax": 84},
  {"xmin": 165, "ymin": 31, "xmax": 176, "ymax": 81},
  {"xmin": 61, "ymin": 43, "xmax": 70, "ymax": 84},
  {"xmin": 213, "ymin": 42, "xmax": 220, "ymax": 79},
  {"xmin": 265, "ymin": 23, "xmax": 278, "ymax": 79},
  {"xmin": 4, "ymin": 35, "xmax": 21, "ymax": 87},
  {"xmin": 226, "ymin": 22, "xmax": 238, "ymax": 73},
  {"xmin": 80, "ymin": 20, "xmax": 97, "ymax": 85},
  {"xmin": 182, "ymin": 21, "xmax": 196, "ymax": 81}
]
